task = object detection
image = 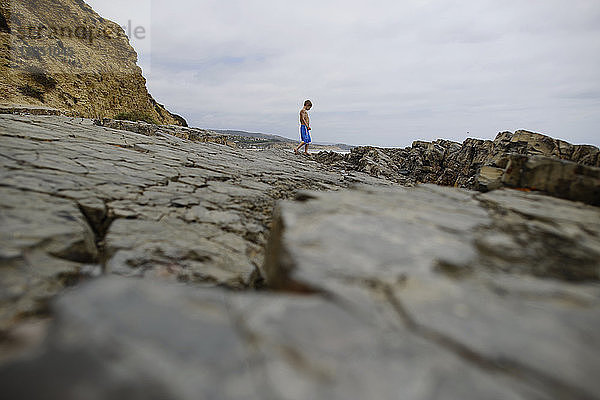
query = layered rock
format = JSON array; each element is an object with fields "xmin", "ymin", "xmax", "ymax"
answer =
[
  {"xmin": 315, "ymin": 130, "xmax": 600, "ymax": 201},
  {"xmin": 0, "ymin": 0, "xmax": 185, "ymax": 125},
  {"xmin": 495, "ymin": 154, "xmax": 600, "ymax": 205},
  {"xmin": 95, "ymin": 118, "xmax": 237, "ymax": 147}
]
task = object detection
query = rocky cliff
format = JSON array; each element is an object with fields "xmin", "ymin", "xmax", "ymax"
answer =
[
  {"xmin": 1, "ymin": 113, "xmax": 599, "ymax": 400},
  {"xmin": 0, "ymin": 0, "xmax": 185, "ymax": 125}
]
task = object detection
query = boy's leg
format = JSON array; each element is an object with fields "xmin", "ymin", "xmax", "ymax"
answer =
[
  {"xmin": 304, "ymin": 143, "xmax": 309, "ymax": 154},
  {"xmin": 294, "ymin": 142, "xmax": 305, "ymax": 154}
]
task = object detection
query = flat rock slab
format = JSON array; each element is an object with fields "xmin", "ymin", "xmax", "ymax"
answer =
[
  {"xmin": 0, "ymin": 114, "xmax": 387, "ymax": 329},
  {"xmin": 104, "ymin": 218, "xmax": 259, "ymax": 287},
  {"xmin": 0, "ymin": 277, "xmax": 552, "ymax": 400},
  {"xmin": 265, "ymin": 184, "xmax": 600, "ymax": 399}
]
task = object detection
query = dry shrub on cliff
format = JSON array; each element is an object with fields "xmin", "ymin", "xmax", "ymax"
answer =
[{"xmin": 114, "ymin": 111, "xmax": 158, "ymax": 125}]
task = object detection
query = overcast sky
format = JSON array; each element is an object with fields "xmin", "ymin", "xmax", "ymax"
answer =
[{"xmin": 87, "ymin": 0, "xmax": 600, "ymax": 147}]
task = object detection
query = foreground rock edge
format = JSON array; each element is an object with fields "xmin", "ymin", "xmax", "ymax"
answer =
[
  {"xmin": 0, "ymin": 276, "xmax": 572, "ymax": 400},
  {"xmin": 263, "ymin": 184, "xmax": 600, "ymax": 399}
]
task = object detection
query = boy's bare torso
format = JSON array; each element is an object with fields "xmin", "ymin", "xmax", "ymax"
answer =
[{"xmin": 300, "ymin": 108, "xmax": 310, "ymax": 127}]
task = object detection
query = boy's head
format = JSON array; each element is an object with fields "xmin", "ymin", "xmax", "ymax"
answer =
[{"xmin": 304, "ymin": 100, "xmax": 312, "ymax": 109}]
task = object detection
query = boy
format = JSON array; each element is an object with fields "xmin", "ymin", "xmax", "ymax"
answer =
[{"xmin": 294, "ymin": 100, "xmax": 312, "ymax": 154}]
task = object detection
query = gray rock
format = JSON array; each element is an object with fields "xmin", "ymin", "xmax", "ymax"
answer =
[
  {"xmin": 476, "ymin": 165, "xmax": 504, "ymax": 191},
  {"xmin": 0, "ymin": 114, "xmax": 388, "ymax": 326},
  {"xmin": 315, "ymin": 129, "xmax": 600, "ymax": 204},
  {"xmin": 264, "ymin": 184, "xmax": 600, "ymax": 399},
  {"xmin": 0, "ymin": 186, "xmax": 97, "ymax": 330},
  {"xmin": 265, "ymin": 185, "xmax": 491, "ymax": 290},
  {"xmin": 501, "ymin": 154, "xmax": 600, "ymax": 205},
  {"xmin": 3, "ymin": 114, "xmax": 600, "ymax": 399},
  {"xmin": 0, "ymin": 277, "xmax": 548, "ymax": 400},
  {"xmin": 104, "ymin": 218, "xmax": 257, "ymax": 287}
]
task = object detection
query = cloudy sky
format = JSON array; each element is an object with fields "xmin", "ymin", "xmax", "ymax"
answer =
[{"xmin": 87, "ymin": 0, "xmax": 600, "ymax": 147}]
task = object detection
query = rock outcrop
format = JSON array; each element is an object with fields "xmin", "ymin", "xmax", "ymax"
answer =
[
  {"xmin": 497, "ymin": 154, "xmax": 600, "ymax": 206},
  {"xmin": 94, "ymin": 118, "xmax": 237, "ymax": 147},
  {"xmin": 0, "ymin": 113, "xmax": 386, "ymax": 331},
  {"xmin": 0, "ymin": 0, "xmax": 185, "ymax": 125},
  {"xmin": 315, "ymin": 130, "xmax": 600, "ymax": 204}
]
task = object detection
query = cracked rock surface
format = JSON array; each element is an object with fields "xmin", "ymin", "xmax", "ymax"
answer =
[
  {"xmin": 0, "ymin": 114, "xmax": 385, "ymax": 329},
  {"xmin": 0, "ymin": 276, "xmax": 554, "ymax": 400},
  {"xmin": 265, "ymin": 184, "xmax": 600, "ymax": 399},
  {"xmin": 1, "ymin": 114, "xmax": 600, "ymax": 399}
]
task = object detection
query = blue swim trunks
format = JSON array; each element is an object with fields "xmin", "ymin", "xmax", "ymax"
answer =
[{"xmin": 300, "ymin": 125, "xmax": 311, "ymax": 143}]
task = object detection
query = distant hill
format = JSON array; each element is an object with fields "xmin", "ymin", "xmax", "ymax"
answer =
[
  {"xmin": 313, "ymin": 141, "xmax": 355, "ymax": 151},
  {"xmin": 212, "ymin": 129, "xmax": 355, "ymax": 151},
  {"xmin": 212, "ymin": 129, "xmax": 291, "ymax": 142}
]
